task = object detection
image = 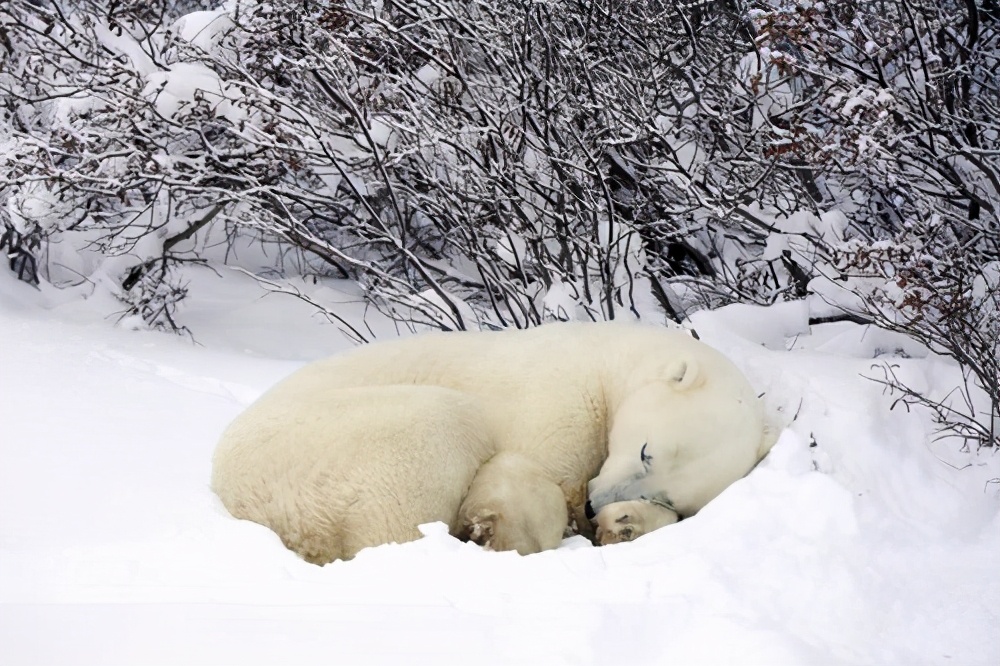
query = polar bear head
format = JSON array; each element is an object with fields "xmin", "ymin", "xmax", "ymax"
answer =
[{"xmin": 587, "ymin": 355, "xmax": 764, "ymax": 523}]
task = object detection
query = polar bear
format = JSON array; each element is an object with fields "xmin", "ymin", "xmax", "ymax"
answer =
[{"xmin": 212, "ymin": 322, "xmax": 769, "ymax": 564}]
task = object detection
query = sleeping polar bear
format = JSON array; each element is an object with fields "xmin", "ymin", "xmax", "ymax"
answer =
[{"xmin": 212, "ymin": 322, "xmax": 769, "ymax": 564}]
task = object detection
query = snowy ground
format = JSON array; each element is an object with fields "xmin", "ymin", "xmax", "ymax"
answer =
[{"xmin": 1, "ymin": 266, "xmax": 998, "ymax": 666}]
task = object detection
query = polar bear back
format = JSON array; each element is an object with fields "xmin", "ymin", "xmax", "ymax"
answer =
[
  {"xmin": 284, "ymin": 325, "xmax": 616, "ymax": 483},
  {"xmin": 279, "ymin": 323, "xmax": 737, "ymax": 481}
]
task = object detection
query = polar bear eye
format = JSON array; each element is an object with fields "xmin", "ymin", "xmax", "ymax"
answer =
[{"xmin": 640, "ymin": 442, "xmax": 652, "ymax": 466}]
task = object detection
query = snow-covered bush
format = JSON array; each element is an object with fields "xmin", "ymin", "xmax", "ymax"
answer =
[
  {"xmin": 0, "ymin": 0, "xmax": 770, "ymax": 329},
  {"xmin": 738, "ymin": 0, "xmax": 999, "ymax": 446},
  {"xmin": 0, "ymin": 0, "xmax": 232, "ymax": 326},
  {"xmin": 0, "ymin": 0, "xmax": 996, "ymax": 443}
]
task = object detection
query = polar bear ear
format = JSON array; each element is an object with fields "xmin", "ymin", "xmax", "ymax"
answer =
[{"xmin": 666, "ymin": 359, "xmax": 701, "ymax": 391}]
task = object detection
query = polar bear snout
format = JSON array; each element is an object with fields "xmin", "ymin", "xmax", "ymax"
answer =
[
  {"xmin": 587, "ymin": 450, "xmax": 654, "ymax": 516},
  {"xmin": 587, "ymin": 475, "xmax": 652, "ymax": 518}
]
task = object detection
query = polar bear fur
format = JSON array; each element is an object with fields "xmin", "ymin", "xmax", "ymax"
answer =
[{"xmin": 212, "ymin": 322, "xmax": 769, "ymax": 564}]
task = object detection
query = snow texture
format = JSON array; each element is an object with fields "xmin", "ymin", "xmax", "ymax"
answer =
[{"xmin": 1, "ymin": 266, "xmax": 998, "ymax": 666}]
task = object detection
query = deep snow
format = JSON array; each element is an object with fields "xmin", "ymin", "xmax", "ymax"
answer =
[{"xmin": 1, "ymin": 267, "xmax": 998, "ymax": 666}]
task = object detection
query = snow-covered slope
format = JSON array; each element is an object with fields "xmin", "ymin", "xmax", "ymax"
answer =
[{"xmin": 1, "ymin": 268, "xmax": 997, "ymax": 666}]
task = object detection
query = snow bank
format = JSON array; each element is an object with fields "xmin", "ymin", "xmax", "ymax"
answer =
[{"xmin": 1, "ymin": 268, "xmax": 997, "ymax": 665}]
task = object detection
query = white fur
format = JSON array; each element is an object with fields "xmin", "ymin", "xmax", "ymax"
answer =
[{"xmin": 212, "ymin": 322, "xmax": 767, "ymax": 564}]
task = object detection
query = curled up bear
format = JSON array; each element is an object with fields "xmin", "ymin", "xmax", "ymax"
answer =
[{"xmin": 212, "ymin": 321, "xmax": 770, "ymax": 564}]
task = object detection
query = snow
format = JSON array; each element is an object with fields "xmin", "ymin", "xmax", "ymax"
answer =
[
  {"xmin": 144, "ymin": 62, "xmax": 246, "ymax": 124},
  {"xmin": 2, "ymin": 267, "xmax": 999, "ymax": 666},
  {"xmin": 173, "ymin": 10, "xmax": 236, "ymax": 52},
  {"xmin": 542, "ymin": 280, "xmax": 581, "ymax": 320}
]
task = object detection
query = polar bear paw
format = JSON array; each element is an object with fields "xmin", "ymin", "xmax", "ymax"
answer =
[
  {"xmin": 461, "ymin": 510, "xmax": 499, "ymax": 550},
  {"xmin": 593, "ymin": 500, "xmax": 679, "ymax": 546},
  {"xmin": 594, "ymin": 513, "xmax": 639, "ymax": 545}
]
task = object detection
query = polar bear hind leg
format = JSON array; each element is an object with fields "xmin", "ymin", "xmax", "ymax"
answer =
[
  {"xmin": 212, "ymin": 385, "xmax": 495, "ymax": 564},
  {"xmin": 457, "ymin": 452, "xmax": 569, "ymax": 555}
]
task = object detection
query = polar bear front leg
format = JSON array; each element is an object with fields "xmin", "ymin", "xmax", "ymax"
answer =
[
  {"xmin": 457, "ymin": 453, "xmax": 569, "ymax": 556},
  {"xmin": 593, "ymin": 500, "xmax": 679, "ymax": 546}
]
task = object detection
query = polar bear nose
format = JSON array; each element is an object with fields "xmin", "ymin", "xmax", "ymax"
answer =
[{"xmin": 584, "ymin": 500, "xmax": 596, "ymax": 521}]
